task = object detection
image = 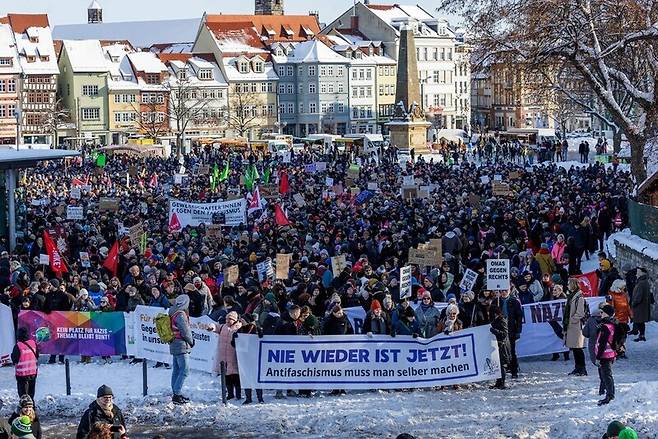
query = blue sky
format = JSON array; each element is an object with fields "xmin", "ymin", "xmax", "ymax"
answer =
[{"xmin": 0, "ymin": 0, "xmax": 457, "ymax": 26}]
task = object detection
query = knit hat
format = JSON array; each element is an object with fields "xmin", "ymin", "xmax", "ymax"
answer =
[
  {"xmin": 18, "ymin": 395, "xmax": 33, "ymax": 409},
  {"xmin": 264, "ymin": 292, "xmax": 276, "ymax": 303},
  {"xmin": 605, "ymin": 421, "xmax": 625, "ymax": 437},
  {"xmin": 226, "ymin": 311, "xmax": 239, "ymax": 322},
  {"xmin": 601, "ymin": 304, "xmax": 615, "ymax": 318},
  {"xmin": 618, "ymin": 427, "xmax": 639, "ymax": 439},
  {"xmin": 49, "ymin": 279, "xmax": 60, "ymax": 289},
  {"xmin": 11, "ymin": 415, "xmax": 32, "ymax": 436},
  {"xmin": 97, "ymin": 384, "xmax": 113, "ymax": 398},
  {"xmin": 404, "ymin": 306, "xmax": 415, "ymax": 318},
  {"xmin": 600, "ymin": 259, "xmax": 612, "ymax": 271},
  {"xmin": 183, "ymin": 283, "xmax": 196, "ymax": 292},
  {"xmin": 370, "ymin": 299, "xmax": 382, "ymax": 312},
  {"xmin": 610, "ymin": 279, "xmax": 626, "ymax": 292},
  {"xmin": 551, "ymin": 273, "xmax": 562, "ymax": 284}
]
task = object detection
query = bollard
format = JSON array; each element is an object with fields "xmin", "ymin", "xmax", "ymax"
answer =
[
  {"xmin": 220, "ymin": 361, "xmax": 227, "ymax": 405},
  {"xmin": 65, "ymin": 359, "xmax": 71, "ymax": 396},
  {"xmin": 142, "ymin": 359, "xmax": 148, "ymax": 396}
]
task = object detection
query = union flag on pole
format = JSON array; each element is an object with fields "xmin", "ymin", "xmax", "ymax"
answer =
[
  {"xmin": 169, "ymin": 212, "xmax": 182, "ymax": 231},
  {"xmin": 574, "ymin": 271, "xmax": 599, "ymax": 297},
  {"xmin": 248, "ymin": 186, "xmax": 264, "ymax": 214},
  {"xmin": 43, "ymin": 231, "xmax": 67, "ymax": 276}
]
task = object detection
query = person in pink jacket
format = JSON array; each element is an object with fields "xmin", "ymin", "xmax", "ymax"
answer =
[
  {"xmin": 208, "ymin": 311, "xmax": 243, "ymax": 400},
  {"xmin": 595, "ymin": 304, "xmax": 618, "ymax": 406},
  {"xmin": 551, "ymin": 234, "xmax": 567, "ymax": 269}
]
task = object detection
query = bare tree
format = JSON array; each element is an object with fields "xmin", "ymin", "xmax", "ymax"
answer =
[
  {"xmin": 41, "ymin": 98, "xmax": 71, "ymax": 147},
  {"xmin": 441, "ymin": 0, "xmax": 658, "ymax": 182},
  {"xmin": 226, "ymin": 90, "xmax": 262, "ymax": 138},
  {"xmin": 132, "ymin": 98, "xmax": 169, "ymax": 141}
]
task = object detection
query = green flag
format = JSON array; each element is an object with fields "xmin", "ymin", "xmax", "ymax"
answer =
[
  {"xmin": 95, "ymin": 153, "xmax": 106, "ymax": 167},
  {"xmin": 219, "ymin": 160, "xmax": 229, "ymax": 182},
  {"xmin": 244, "ymin": 166, "xmax": 254, "ymax": 191},
  {"xmin": 210, "ymin": 174, "xmax": 216, "ymax": 191},
  {"xmin": 139, "ymin": 232, "xmax": 148, "ymax": 255},
  {"xmin": 263, "ymin": 166, "xmax": 271, "ymax": 185}
]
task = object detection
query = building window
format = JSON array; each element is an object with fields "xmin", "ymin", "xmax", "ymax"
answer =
[
  {"xmin": 309, "ymin": 83, "xmax": 316, "ymax": 93},
  {"xmin": 114, "ymin": 94, "xmax": 121, "ymax": 103},
  {"xmin": 298, "ymin": 66, "xmax": 303, "ymax": 76},
  {"xmin": 320, "ymin": 66, "xmax": 326, "ymax": 76},
  {"xmin": 81, "ymin": 108, "xmax": 100, "ymax": 120},
  {"xmin": 352, "ymin": 107, "xmax": 359, "ymax": 119},
  {"xmin": 198, "ymin": 69, "xmax": 213, "ymax": 80},
  {"xmin": 327, "ymin": 66, "xmax": 334, "ymax": 76},
  {"xmin": 0, "ymin": 105, "xmax": 5, "ymax": 117},
  {"xmin": 287, "ymin": 103, "xmax": 294, "ymax": 114},
  {"xmin": 279, "ymin": 83, "xmax": 286, "ymax": 94},
  {"xmin": 299, "ymin": 103, "xmax": 304, "ymax": 114},
  {"xmin": 267, "ymin": 82, "xmax": 273, "ymax": 92},
  {"xmin": 337, "ymin": 66, "xmax": 344, "ymax": 77},
  {"xmin": 321, "ymin": 103, "xmax": 327, "ymax": 113},
  {"xmin": 337, "ymin": 103, "xmax": 344, "ymax": 113},
  {"xmin": 286, "ymin": 65, "xmax": 293, "ymax": 76},
  {"xmin": 145, "ymin": 73, "xmax": 160, "ymax": 84},
  {"xmin": 114, "ymin": 113, "xmax": 121, "ymax": 122},
  {"xmin": 308, "ymin": 66, "xmax": 316, "ymax": 76},
  {"xmin": 7, "ymin": 79, "xmax": 15, "ymax": 92},
  {"xmin": 239, "ymin": 62, "xmax": 249, "ymax": 73},
  {"xmin": 82, "ymin": 85, "xmax": 99, "ymax": 96},
  {"xmin": 286, "ymin": 84, "xmax": 294, "ymax": 94},
  {"xmin": 277, "ymin": 66, "xmax": 285, "ymax": 77},
  {"xmin": 320, "ymin": 83, "xmax": 327, "ymax": 93},
  {"xmin": 0, "ymin": 58, "xmax": 12, "ymax": 66},
  {"xmin": 0, "ymin": 81, "xmax": 4, "ymax": 92},
  {"xmin": 328, "ymin": 83, "xmax": 334, "ymax": 93},
  {"xmin": 338, "ymin": 83, "xmax": 344, "ymax": 93},
  {"xmin": 252, "ymin": 62, "xmax": 263, "ymax": 74},
  {"xmin": 309, "ymin": 102, "xmax": 317, "ymax": 113}
]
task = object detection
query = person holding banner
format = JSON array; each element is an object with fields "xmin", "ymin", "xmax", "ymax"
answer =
[
  {"xmin": 168, "ymin": 295, "xmax": 195, "ymax": 405},
  {"xmin": 489, "ymin": 305, "xmax": 510, "ymax": 389},
  {"xmin": 563, "ymin": 278, "xmax": 588, "ymax": 376},
  {"xmin": 208, "ymin": 311, "xmax": 243, "ymax": 400},
  {"xmin": 416, "ymin": 292, "xmax": 441, "ymax": 338},
  {"xmin": 494, "ymin": 289, "xmax": 522, "ymax": 379}
]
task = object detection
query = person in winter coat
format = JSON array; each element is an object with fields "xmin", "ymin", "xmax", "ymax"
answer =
[
  {"xmin": 394, "ymin": 306, "xmax": 420, "ymax": 336},
  {"xmin": 44, "ymin": 280, "xmax": 74, "ymax": 364},
  {"xmin": 489, "ymin": 305, "xmax": 510, "ymax": 389},
  {"xmin": 125, "ymin": 286, "xmax": 144, "ymax": 312},
  {"xmin": 475, "ymin": 290, "xmax": 494, "ymax": 326},
  {"xmin": 563, "ymin": 278, "xmax": 587, "ymax": 376},
  {"xmin": 299, "ymin": 306, "xmax": 321, "ymax": 335},
  {"xmin": 421, "ymin": 277, "xmax": 443, "ymax": 304},
  {"xmin": 253, "ymin": 292, "xmax": 279, "ymax": 328},
  {"xmin": 415, "ymin": 291, "xmax": 441, "ymax": 338},
  {"xmin": 436, "ymin": 304, "xmax": 463, "ymax": 334},
  {"xmin": 598, "ymin": 260, "xmax": 621, "ymax": 298},
  {"xmin": 494, "ymin": 289, "xmax": 522, "ymax": 378},
  {"xmin": 630, "ymin": 268, "xmax": 651, "ymax": 342},
  {"xmin": 437, "ymin": 272, "xmax": 458, "ymax": 302},
  {"xmin": 551, "ymin": 234, "xmax": 568, "ymax": 271},
  {"xmin": 595, "ymin": 304, "xmax": 618, "ymax": 405},
  {"xmin": 274, "ymin": 306, "xmax": 301, "ymax": 335},
  {"xmin": 183, "ymin": 283, "xmax": 205, "ymax": 318},
  {"xmin": 516, "ymin": 283, "xmax": 535, "ymax": 305},
  {"xmin": 582, "ymin": 305, "xmax": 603, "ymax": 367},
  {"xmin": 8, "ymin": 396, "xmax": 41, "ymax": 439},
  {"xmin": 208, "ymin": 311, "xmax": 243, "ymax": 400},
  {"xmin": 609, "ymin": 279, "xmax": 631, "ymax": 357},
  {"xmin": 322, "ymin": 305, "xmax": 354, "ymax": 335},
  {"xmin": 362, "ymin": 299, "xmax": 390, "ymax": 335},
  {"xmin": 11, "ymin": 328, "xmax": 38, "ymax": 400},
  {"xmin": 459, "ymin": 291, "xmax": 477, "ymax": 328},
  {"xmin": 148, "ymin": 286, "xmax": 170, "ymax": 309},
  {"xmin": 74, "ymin": 289, "xmax": 96, "ymax": 312},
  {"xmin": 76, "ymin": 385, "xmax": 126, "ymax": 439},
  {"xmin": 522, "ymin": 271, "xmax": 543, "ymax": 302},
  {"xmin": 168, "ymin": 295, "xmax": 195, "ymax": 405},
  {"xmin": 535, "ymin": 243, "xmax": 555, "ymax": 276}
]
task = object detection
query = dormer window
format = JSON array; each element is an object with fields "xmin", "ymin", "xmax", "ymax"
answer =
[
  {"xmin": 439, "ymin": 26, "xmax": 446, "ymax": 35},
  {"xmin": 198, "ymin": 68, "xmax": 213, "ymax": 80},
  {"xmin": 40, "ymin": 55, "xmax": 49, "ymax": 62},
  {"xmin": 238, "ymin": 60, "xmax": 249, "ymax": 73},
  {"xmin": 0, "ymin": 58, "xmax": 12, "ymax": 67},
  {"xmin": 355, "ymin": 51, "xmax": 363, "ymax": 59},
  {"xmin": 111, "ymin": 56, "xmax": 119, "ymax": 62},
  {"xmin": 276, "ymin": 47, "xmax": 284, "ymax": 56},
  {"xmin": 253, "ymin": 62, "xmax": 263, "ymax": 74},
  {"xmin": 26, "ymin": 55, "xmax": 36, "ymax": 63},
  {"xmin": 178, "ymin": 69, "xmax": 187, "ymax": 80},
  {"xmin": 145, "ymin": 73, "xmax": 160, "ymax": 84}
]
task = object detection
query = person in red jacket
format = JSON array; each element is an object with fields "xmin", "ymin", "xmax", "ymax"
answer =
[{"xmin": 11, "ymin": 327, "xmax": 39, "ymax": 400}]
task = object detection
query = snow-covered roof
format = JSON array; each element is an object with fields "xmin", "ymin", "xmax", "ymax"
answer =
[
  {"xmin": 54, "ymin": 18, "xmax": 201, "ymax": 49},
  {"xmin": 0, "ymin": 24, "xmax": 21, "ymax": 74},
  {"xmin": 103, "ymin": 42, "xmax": 139, "ymax": 91},
  {"xmin": 222, "ymin": 57, "xmax": 278, "ymax": 82},
  {"xmin": 151, "ymin": 42, "xmax": 194, "ymax": 54},
  {"xmin": 167, "ymin": 56, "xmax": 228, "ymax": 88},
  {"xmin": 62, "ymin": 39, "xmax": 108, "ymax": 73},
  {"xmin": 214, "ymin": 37, "xmax": 268, "ymax": 55},
  {"xmin": 271, "ymin": 40, "xmax": 348, "ymax": 64},
  {"xmin": 88, "ymin": 0, "xmax": 102, "ymax": 10},
  {"xmin": 364, "ymin": 3, "xmax": 455, "ymax": 38},
  {"xmin": 127, "ymin": 51, "xmax": 168, "ymax": 74},
  {"xmin": 15, "ymin": 25, "xmax": 59, "ymax": 75}
]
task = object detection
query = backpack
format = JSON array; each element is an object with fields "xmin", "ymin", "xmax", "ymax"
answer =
[
  {"xmin": 155, "ymin": 313, "xmax": 176, "ymax": 344},
  {"xmin": 580, "ymin": 299, "xmax": 591, "ymax": 324}
]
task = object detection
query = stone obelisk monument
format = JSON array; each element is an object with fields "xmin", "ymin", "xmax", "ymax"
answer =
[{"xmin": 387, "ymin": 24, "xmax": 431, "ymax": 152}]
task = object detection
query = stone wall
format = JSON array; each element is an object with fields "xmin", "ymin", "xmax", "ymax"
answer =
[{"xmin": 613, "ymin": 242, "xmax": 658, "ymax": 321}]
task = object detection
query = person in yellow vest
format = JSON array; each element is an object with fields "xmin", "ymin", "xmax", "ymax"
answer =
[{"xmin": 11, "ymin": 328, "xmax": 39, "ymax": 400}]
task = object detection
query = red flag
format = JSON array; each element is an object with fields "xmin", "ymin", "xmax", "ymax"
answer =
[
  {"xmin": 102, "ymin": 241, "xmax": 120, "ymax": 276},
  {"xmin": 248, "ymin": 186, "xmax": 263, "ymax": 213},
  {"xmin": 71, "ymin": 177, "xmax": 83, "ymax": 187},
  {"xmin": 149, "ymin": 174, "xmax": 158, "ymax": 188},
  {"xmin": 274, "ymin": 204, "xmax": 291, "ymax": 226},
  {"xmin": 43, "ymin": 231, "xmax": 67, "ymax": 275},
  {"xmin": 169, "ymin": 212, "xmax": 182, "ymax": 231},
  {"xmin": 279, "ymin": 170, "xmax": 289, "ymax": 195},
  {"xmin": 574, "ymin": 271, "xmax": 599, "ymax": 297}
]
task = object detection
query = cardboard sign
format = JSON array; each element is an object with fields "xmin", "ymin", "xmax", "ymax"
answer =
[
  {"xmin": 418, "ymin": 188, "xmax": 430, "ymax": 199},
  {"xmin": 350, "ymin": 187, "xmax": 360, "ymax": 196},
  {"xmin": 486, "ymin": 259, "xmax": 511, "ymax": 291},
  {"xmin": 401, "ymin": 187, "xmax": 418, "ymax": 200},
  {"xmin": 198, "ymin": 165, "xmax": 210, "ymax": 175},
  {"xmin": 128, "ymin": 223, "xmax": 144, "ymax": 245},
  {"xmin": 492, "ymin": 182, "xmax": 511, "ymax": 196},
  {"xmin": 79, "ymin": 251, "xmax": 91, "ymax": 268},
  {"xmin": 128, "ymin": 166, "xmax": 138, "ymax": 177},
  {"xmin": 70, "ymin": 188, "xmax": 81, "ymax": 199},
  {"xmin": 66, "ymin": 206, "xmax": 84, "ymax": 220},
  {"xmin": 408, "ymin": 248, "xmax": 437, "ymax": 267},
  {"xmin": 224, "ymin": 265, "xmax": 239, "ymax": 285},
  {"xmin": 399, "ymin": 265, "xmax": 412, "ymax": 299},
  {"xmin": 259, "ymin": 186, "xmax": 277, "ymax": 199},
  {"xmin": 427, "ymin": 239, "xmax": 443, "ymax": 266},
  {"xmin": 347, "ymin": 164, "xmax": 360, "ymax": 179},
  {"xmin": 275, "ymin": 253, "xmax": 292, "ymax": 280},
  {"xmin": 56, "ymin": 204, "xmax": 66, "ymax": 216},
  {"xmin": 402, "ymin": 175, "xmax": 415, "ymax": 187},
  {"xmin": 509, "ymin": 171, "xmax": 521, "ymax": 180},
  {"xmin": 206, "ymin": 224, "xmax": 222, "ymax": 239},
  {"xmin": 460, "ymin": 268, "xmax": 478, "ymax": 292},
  {"xmin": 291, "ymin": 193, "xmax": 305, "ymax": 207},
  {"xmin": 367, "ymin": 182, "xmax": 378, "ymax": 191},
  {"xmin": 331, "ymin": 254, "xmax": 347, "ymax": 277},
  {"xmin": 99, "ymin": 198, "xmax": 119, "ymax": 212},
  {"xmin": 39, "ymin": 254, "xmax": 49, "ymax": 265}
]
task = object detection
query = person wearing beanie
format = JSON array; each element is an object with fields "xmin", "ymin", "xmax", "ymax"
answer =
[
  {"xmin": 602, "ymin": 420, "xmax": 638, "ymax": 439},
  {"xmin": 363, "ymin": 299, "xmax": 390, "ymax": 335},
  {"xmin": 76, "ymin": 385, "xmax": 126, "ymax": 439},
  {"xmin": 437, "ymin": 303, "xmax": 463, "ymax": 335},
  {"xmin": 44, "ymin": 279, "xmax": 73, "ymax": 365},
  {"xmin": 595, "ymin": 304, "xmax": 618, "ymax": 406},
  {"xmin": 394, "ymin": 305, "xmax": 420, "ymax": 337},
  {"xmin": 168, "ymin": 295, "xmax": 195, "ymax": 405},
  {"xmin": 7, "ymin": 395, "xmax": 41, "ymax": 439},
  {"xmin": 598, "ymin": 259, "xmax": 621, "ymax": 299},
  {"xmin": 629, "ymin": 267, "xmax": 650, "ymax": 342},
  {"xmin": 535, "ymin": 242, "xmax": 556, "ymax": 277},
  {"xmin": 11, "ymin": 327, "xmax": 38, "ymax": 400},
  {"xmin": 10, "ymin": 415, "xmax": 34, "ymax": 438},
  {"xmin": 207, "ymin": 311, "xmax": 242, "ymax": 400},
  {"xmin": 416, "ymin": 291, "xmax": 441, "ymax": 338}
]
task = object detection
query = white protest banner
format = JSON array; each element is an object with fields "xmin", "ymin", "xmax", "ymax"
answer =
[
  {"xmin": 257, "ymin": 259, "xmax": 274, "ymax": 282},
  {"xmin": 399, "ymin": 265, "xmax": 412, "ymax": 299},
  {"xmin": 67, "ymin": 206, "xmax": 84, "ymax": 220},
  {"xmin": 402, "ymin": 175, "xmax": 415, "ymax": 187},
  {"xmin": 235, "ymin": 325, "xmax": 501, "ymax": 390},
  {"xmin": 367, "ymin": 182, "xmax": 378, "ymax": 191},
  {"xmin": 486, "ymin": 259, "xmax": 510, "ymax": 290},
  {"xmin": 168, "ymin": 198, "xmax": 247, "ymax": 229},
  {"xmin": 39, "ymin": 254, "xmax": 49, "ymax": 265},
  {"xmin": 70, "ymin": 187, "xmax": 81, "ymax": 199},
  {"xmin": 0, "ymin": 303, "xmax": 15, "ymax": 364},
  {"xmin": 315, "ymin": 162, "xmax": 327, "ymax": 172},
  {"xmin": 480, "ymin": 176, "xmax": 490, "ymax": 185},
  {"xmin": 517, "ymin": 297, "xmax": 605, "ymax": 357},
  {"xmin": 130, "ymin": 306, "xmax": 218, "ymax": 372},
  {"xmin": 460, "ymin": 269, "xmax": 478, "ymax": 292},
  {"xmin": 494, "ymin": 174, "xmax": 503, "ymax": 181},
  {"xmin": 325, "ymin": 177, "xmax": 334, "ymax": 187},
  {"xmin": 304, "ymin": 163, "xmax": 317, "ymax": 174},
  {"xmin": 331, "ymin": 254, "xmax": 347, "ymax": 277},
  {"xmin": 281, "ymin": 151, "xmax": 291, "ymax": 163}
]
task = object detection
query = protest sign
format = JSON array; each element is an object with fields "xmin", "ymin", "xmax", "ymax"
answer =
[
  {"xmin": 408, "ymin": 247, "xmax": 437, "ymax": 267},
  {"xmin": 257, "ymin": 259, "xmax": 274, "ymax": 282},
  {"xmin": 401, "ymin": 187, "xmax": 418, "ymax": 200},
  {"xmin": 206, "ymin": 224, "xmax": 222, "ymax": 239},
  {"xmin": 66, "ymin": 206, "xmax": 83, "ymax": 220},
  {"xmin": 198, "ymin": 165, "xmax": 210, "ymax": 175},
  {"xmin": 494, "ymin": 174, "xmax": 503, "ymax": 181},
  {"xmin": 128, "ymin": 306, "xmax": 217, "ymax": 372},
  {"xmin": 427, "ymin": 239, "xmax": 443, "ymax": 266},
  {"xmin": 99, "ymin": 198, "xmax": 119, "ymax": 212},
  {"xmin": 128, "ymin": 166, "xmax": 138, "ymax": 177},
  {"xmin": 79, "ymin": 252, "xmax": 91, "ymax": 268},
  {"xmin": 402, "ymin": 175, "xmax": 415, "ymax": 187},
  {"xmin": 293, "ymin": 193, "xmax": 306, "ymax": 207},
  {"xmin": 480, "ymin": 176, "xmax": 490, "ymax": 185},
  {"xmin": 235, "ymin": 325, "xmax": 501, "ymax": 390},
  {"xmin": 492, "ymin": 182, "xmax": 511, "ymax": 196},
  {"xmin": 18, "ymin": 310, "xmax": 126, "ymax": 356},
  {"xmin": 367, "ymin": 182, "xmax": 378, "ymax": 191},
  {"xmin": 276, "ymin": 254, "xmax": 292, "ymax": 280},
  {"xmin": 331, "ymin": 254, "xmax": 347, "ymax": 277},
  {"xmin": 460, "ymin": 269, "xmax": 479, "ymax": 292},
  {"xmin": 354, "ymin": 190, "xmax": 374, "ymax": 205},
  {"xmin": 128, "ymin": 223, "xmax": 144, "ymax": 245},
  {"xmin": 70, "ymin": 187, "xmax": 81, "ymax": 199},
  {"xmin": 224, "ymin": 265, "xmax": 239, "ymax": 284},
  {"xmin": 39, "ymin": 254, "xmax": 49, "ymax": 265},
  {"xmin": 486, "ymin": 259, "xmax": 510, "ymax": 290},
  {"xmin": 347, "ymin": 164, "xmax": 360, "ymax": 179},
  {"xmin": 168, "ymin": 198, "xmax": 247, "ymax": 229},
  {"xmin": 315, "ymin": 162, "xmax": 327, "ymax": 172},
  {"xmin": 399, "ymin": 265, "xmax": 412, "ymax": 299},
  {"xmin": 509, "ymin": 171, "xmax": 521, "ymax": 180},
  {"xmin": 0, "ymin": 304, "xmax": 15, "ymax": 364},
  {"xmin": 304, "ymin": 163, "xmax": 317, "ymax": 174},
  {"xmin": 333, "ymin": 184, "xmax": 343, "ymax": 195},
  {"xmin": 325, "ymin": 177, "xmax": 334, "ymax": 187}
]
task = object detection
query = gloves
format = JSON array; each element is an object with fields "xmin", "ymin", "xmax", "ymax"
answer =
[
  {"xmin": 412, "ymin": 333, "xmax": 419, "ymax": 338},
  {"xmin": 257, "ymin": 328, "xmax": 264, "ymax": 339},
  {"xmin": 391, "ymin": 331, "xmax": 396, "ymax": 338},
  {"xmin": 366, "ymin": 332, "xmax": 373, "ymax": 338},
  {"xmin": 489, "ymin": 327, "xmax": 496, "ymax": 334}
]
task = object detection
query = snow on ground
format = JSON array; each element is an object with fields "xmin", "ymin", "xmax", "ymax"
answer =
[
  {"xmin": 607, "ymin": 229, "xmax": 658, "ymax": 261},
  {"xmin": 1, "ymin": 323, "xmax": 657, "ymax": 438}
]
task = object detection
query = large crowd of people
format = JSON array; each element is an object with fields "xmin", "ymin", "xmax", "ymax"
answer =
[{"xmin": 0, "ymin": 140, "xmax": 652, "ymax": 438}]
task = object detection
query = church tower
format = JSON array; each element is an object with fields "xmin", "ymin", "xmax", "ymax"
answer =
[
  {"xmin": 255, "ymin": 0, "xmax": 284, "ymax": 15},
  {"xmin": 88, "ymin": 0, "xmax": 103, "ymax": 24}
]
